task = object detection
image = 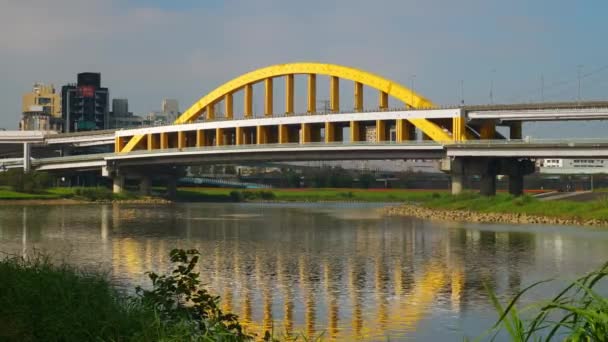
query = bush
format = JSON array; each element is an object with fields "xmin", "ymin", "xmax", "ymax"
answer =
[
  {"xmin": 229, "ymin": 190, "xmax": 244, "ymax": 202},
  {"xmin": 259, "ymin": 190, "xmax": 276, "ymax": 200},
  {"xmin": 240, "ymin": 190, "xmax": 276, "ymax": 201},
  {"xmin": 136, "ymin": 249, "xmax": 249, "ymax": 340},
  {"xmin": 0, "ymin": 250, "xmax": 251, "ymax": 341},
  {"xmin": 339, "ymin": 191, "xmax": 354, "ymax": 199},
  {"xmin": 0, "ymin": 169, "xmax": 51, "ymax": 193},
  {"xmin": 73, "ymin": 187, "xmax": 114, "ymax": 201},
  {"xmin": 358, "ymin": 173, "xmax": 375, "ymax": 189}
]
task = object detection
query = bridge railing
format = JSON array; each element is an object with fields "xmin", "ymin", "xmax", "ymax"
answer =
[
  {"xmin": 115, "ymin": 141, "xmax": 444, "ymax": 156},
  {"xmin": 446, "ymin": 138, "xmax": 608, "ymax": 146}
]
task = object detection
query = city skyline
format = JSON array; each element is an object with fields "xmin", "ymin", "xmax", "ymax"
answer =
[{"xmin": 2, "ymin": 1, "xmax": 608, "ymax": 137}]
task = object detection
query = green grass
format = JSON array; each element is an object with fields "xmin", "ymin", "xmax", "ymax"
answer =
[
  {"xmin": 0, "ymin": 253, "xmax": 251, "ymax": 341},
  {"xmin": 177, "ymin": 187, "xmax": 608, "ymax": 222},
  {"xmin": 0, "ymin": 256, "xmax": 212, "ymax": 341},
  {"xmin": 0, "ymin": 189, "xmax": 59, "ymax": 200},
  {"xmin": 177, "ymin": 187, "xmax": 444, "ymax": 203},
  {"xmin": 0, "ymin": 186, "xmax": 142, "ymax": 202},
  {"xmin": 476, "ymin": 262, "xmax": 608, "ymax": 341},
  {"xmin": 423, "ymin": 192, "xmax": 608, "ymax": 222}
]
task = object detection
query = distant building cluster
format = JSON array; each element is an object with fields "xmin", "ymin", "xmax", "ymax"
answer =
[
  {"xmin": 538, "ymin": 158, "xmax": 608, "ymax": 173},
  {"xmin": 20, "ymin": 72, "xmax": 180, "ymax": 133}
]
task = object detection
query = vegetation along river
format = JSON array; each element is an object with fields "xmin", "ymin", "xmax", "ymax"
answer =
[{"xmin": 1, "ymin": 202, "xmax": 607, "ymax": 341}]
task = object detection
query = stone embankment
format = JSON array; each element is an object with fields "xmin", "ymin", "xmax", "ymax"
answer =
[
  {"xmin": 105, "ymin": 197, "xmax": 172, "ymax": 204},
  {"xmin": 385, "ymin": 204, "xmax": 608, "ymax": 227}
]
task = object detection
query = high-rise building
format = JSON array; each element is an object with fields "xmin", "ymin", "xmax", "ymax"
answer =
[
  {"xmin": 20, "ymin": 83, "xmax": 63, "ymax": 131},
  {"xmin": 22, "ymin": 83, "xmax": 61, "ymax": 117},
  {"xmin": 61, "ymin": 72, "xmax": 109, "ymax": 132},
  {"xmin": 110, "ymin": 98, "xmax": 143, "ymax": 129},
  {"xmin": 161, "ymin": 98, "xmax": 179, "ymax": 122},
  {"xmin": 112, "ymin": 98, "xmax": 130, "ymax": 117}
]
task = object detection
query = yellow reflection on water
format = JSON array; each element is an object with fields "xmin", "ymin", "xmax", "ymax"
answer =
[{"xmin": 108, "ymin": 224, "xmax": 467, "ymax": 341}]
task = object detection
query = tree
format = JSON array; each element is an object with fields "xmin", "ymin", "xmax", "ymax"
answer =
[{"xmin": 358, "ymin": 173, "xmax": 375, "ymax": 189}]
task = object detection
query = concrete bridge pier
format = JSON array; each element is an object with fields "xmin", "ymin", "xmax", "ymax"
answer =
[
  {"xmin": 166, "ymin": 176, "xmax": 177, "ymax": 200},
  {"xmin": 451, "ymin": 174, "xmax": 464, "ymax": 195},
  {"xmin": 448, "ymin": 158, "xmax": 464, "ymax": 195},
  {"xmin": 139, "ymin": 176, "xmax": 151, "ymax": 196},
  {"xmin": 503, "ymin": 159, "xmax": 535, "ymax": 196},
  {"xmin": 479, "ymin": 172, "xmax": 497, "ymax": 196},
  {"xmin": 23, "ymin": 143, "xmax": 31, "ymax": 172},
  {"xmin": 508, "ymin": 174, "xmax": 524, "ymax": 196},
  {"xmin": 442, "ymin": 157, "xmax": 533, "ymax": 197},
  {"xmin": 112, "ymin": 174, "xmax": 125, "ymax": 194}
]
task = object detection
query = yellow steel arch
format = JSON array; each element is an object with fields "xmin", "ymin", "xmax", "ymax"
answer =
[{"xmin": 120, "ymin": 62, "xmax": 452, "ymax": 152}]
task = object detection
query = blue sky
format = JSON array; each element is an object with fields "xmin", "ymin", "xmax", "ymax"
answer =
[{"xmin": 1, "ymin": 0, "xmax": 607, "ymax": 136}]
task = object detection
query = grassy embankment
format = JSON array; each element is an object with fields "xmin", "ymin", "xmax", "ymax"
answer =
[
  {"xmin": 179, "ymin": 187, "xmax": 608, "ymax": 222},
  {"xmin": 0, "ymin": 186, "xmax": 138, "ymax": 201},
  {"xmin": 4, "ymin": 184, "xmax": 608, "ymax": 222},
  {"xmin": 0, "ymin": 251, "xmax": 249, "ymax": 341},
  {"xmin": 176, "ymin": 187, "xmax": 442, "ymax": 202}
]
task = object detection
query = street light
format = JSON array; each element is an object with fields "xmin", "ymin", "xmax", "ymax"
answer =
[{"xmin": 460, "ymin": 79, "xmax": 464, "ymax": 105}]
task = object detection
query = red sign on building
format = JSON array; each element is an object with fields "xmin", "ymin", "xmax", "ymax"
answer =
[{"xmin": 79, "ymin": 86, "xmax": 95, "ymax": 98}]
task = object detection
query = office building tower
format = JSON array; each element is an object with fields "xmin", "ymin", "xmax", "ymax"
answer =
[
  {"xmin": 61, "ymin": 72, "xmax": 109, "ymax": 132},
  {"xmin": 161, "ymin": 98, "xmax": 179, "ymax": 122},
  {"xmin": 20, "ymin": 83, "xmax": 63, "ymax": 131}
]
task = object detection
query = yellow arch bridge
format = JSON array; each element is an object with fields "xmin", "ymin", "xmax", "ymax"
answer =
[
  {"xmin": 115, "ymin": 62, "xmax": 507, "ymax": 153},
  {"xmin": 110, "ymin": 62, "xmax": 535, "ymax": 197}
]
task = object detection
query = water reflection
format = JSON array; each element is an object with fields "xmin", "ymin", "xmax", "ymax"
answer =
[{"xmin": 2, "ymin": 203, "xmax": 608, "ymax": 340}]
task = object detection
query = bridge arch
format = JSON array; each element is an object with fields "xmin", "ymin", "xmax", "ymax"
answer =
[
  {"xmin": 176, "ymin": 62, "xmax": 451, "ymax": 138},
  {"xmin": 120, "ymin": 62, "xmax": 463, "ymax": 152}
]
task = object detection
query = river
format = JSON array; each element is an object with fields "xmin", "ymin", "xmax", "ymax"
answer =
[{"xmin": 1, "ymin": 202, "xmax": 607, "ymax": 340}]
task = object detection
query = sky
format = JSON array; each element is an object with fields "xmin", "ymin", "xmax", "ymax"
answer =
[{"xmin": 1, "ymin": 0, "xmax": 608, "ymax": 136}]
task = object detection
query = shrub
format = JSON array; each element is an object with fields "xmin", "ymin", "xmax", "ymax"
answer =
[
  {"xmin": 240, "ymin": 190, "xmax": 276, "ymax": 201},
  {"xmin": 512, "ymin": 194, "xmax": 533, "ymax": 206},
  {"xmin": 358, "ymin": 173, "xmax": 375, "ymax": 189},
  {"xmin": 0, "ymin": 169, "xmax": 51, "ymax": 193},
  {"xmin": 259, "ymin": 190, "xmax": 276, "ymax": 200},
  {"xmin": 229, "ymin": 190, "xmax": 244, "ymax": 202},
  {"xmin": 136, "ymin": 249, "xmax": 249, "ymax": 340},
  {"xmin": 74, "ymin": 187, "xmax": 114, "ymax": 201},
  {"xmin": 339, "ymin": 191, "xmax": 354, "ymax": 199}
]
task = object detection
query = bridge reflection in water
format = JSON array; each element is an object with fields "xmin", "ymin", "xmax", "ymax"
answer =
[
  {"xmin": 8, "ymin": 203, "xmax": 596, "ymax": 340},
  {"xmin": 107, "ymin": 204, "xmax": 473, "ymax": 340}
]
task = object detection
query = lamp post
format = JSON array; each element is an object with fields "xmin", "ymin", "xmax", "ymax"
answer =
[{"xmin": 460, "ymin": 79, "xmax": 464, "ymax": 105}]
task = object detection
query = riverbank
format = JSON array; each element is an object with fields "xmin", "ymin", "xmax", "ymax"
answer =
[
  {"xmin": 386, "ymin": 192, "xmax": 608, "ymax": 226},
  {"xmin": 0, "ymin": 252, "xmax": 248, "ymax": 341},
  {"xmin": 177, "ymin": 187, "xmax": 442, "ymax": 202},
  {"xmin": 0, "ymin": 187, "xmax": 171, "ymax": 205}
]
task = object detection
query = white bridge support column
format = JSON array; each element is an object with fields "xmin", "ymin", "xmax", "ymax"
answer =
[
  {"xmin": 451, "ymin": 174, "xmax": 464, "ymax": 195},
  {"xmin": 450, "ymin": 158, "xmax": 464, "ymax": 195},
  {"xmin": 23, "ymin": 143, "xmax": 31, "ymax": 172},
  {"xmin": 441, "ymin": 157, "xmax": 465, "ymax": 195},
  {"xmin": 112, "ymin": 175, "xmax": 125, "ymax": 194}
]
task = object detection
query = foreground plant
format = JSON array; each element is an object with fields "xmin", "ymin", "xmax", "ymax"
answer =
[
  {"xmin": 480, "ymin": 262, "xmax": 608, "ymax": 341},
  {"xmin": 136, "ymin": 248, "xmax": 250, "ymax": 340}
]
